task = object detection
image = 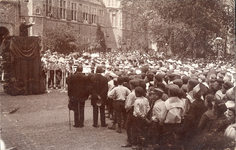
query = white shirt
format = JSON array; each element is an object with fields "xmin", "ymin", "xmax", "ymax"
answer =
[
  {"xmin": 133, "ymin": 97, "xmax": 150, "ymax": 118},
  {"xmin": 151, "ymin": 99, "xmax": 165, "ymax": 122}
]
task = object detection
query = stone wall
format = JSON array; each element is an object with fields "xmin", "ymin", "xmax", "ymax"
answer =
[{"xmin": 0, "ymin": 1, "xmax": 20, "ymax": 36}]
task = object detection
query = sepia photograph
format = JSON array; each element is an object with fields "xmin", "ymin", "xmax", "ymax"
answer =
[{"xmin": 0, "ymin": 0, "xmax": 235, "ymax": 149}]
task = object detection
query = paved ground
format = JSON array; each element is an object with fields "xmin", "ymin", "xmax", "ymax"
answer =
[{"xmin": 0, "ymin": 85, "xmax": 127, "ymax": 150}]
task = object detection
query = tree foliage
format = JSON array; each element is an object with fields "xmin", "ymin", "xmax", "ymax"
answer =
[
  {"xmin": 120, "ymin": 0, "xmax": 235, "ymax": 58},
  {"xmin": 43, "ymin": 24, "xmax": 82, "ymax": 55},
  {"xmin": 96, "ymin": 24, "xmax": 107, "ymax": 52}
]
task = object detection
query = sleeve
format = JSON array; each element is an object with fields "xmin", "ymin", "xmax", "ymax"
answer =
[
  {"xmin": 160, "ymin": 104, "xmax": 168, "ymax": 123},
  {"xmin": 100, "ymin": 78, "xmax": 108, "ymax": 98},
  {"xmin": 198, "ymin": 113, "xmax": 209, "ymax": 131},
  {"xmin": 126, "ymin": 88, "xmax": 131, "ymax": 96},
  {"xmin": 125, "ymin": 93, "xmax": 134, "ymax": 110},
  {"xmin": 145, "ymin": 100, "xmax": 150, "ymax": 117},
  {"xmin": 133, "ymin": 101, "xmax": 140, "ymax": 117},
  {"xmin": 185, "ymin": 103, "xmax": 195, "ymax": 121},
  {"xmin": 108, "ymin": 88, "xmax": 116, "ymax": 99},
  {"xmin": 151, "ymin": 104, "xmax": 158, "ymax": 122},
  {"xmin": 67, "ymin": 77, "xmax": 72, "ymax": 97},
  {"xmin": 20, "ymin": 24, "xmax": 33, "ymax": 30}
]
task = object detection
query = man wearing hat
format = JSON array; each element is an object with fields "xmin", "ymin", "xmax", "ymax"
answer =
[
  {"xmin": 68, "ymin": 65, "xmax": 90, "ymax": 128},
  {"xmin": 215, "ymin": 81, "xmax": 234, "ymax": 100},
  {"xmin": 160, "ymin": 84, "xmax": 185, "ymax": 147},
  {"xmin": 90, "ymin": 66, "xmax": 109, "ymax": 127},
  {"xmin": 121, "ymin": 79, "xmax": 140, "ymax": 147},
  {"xmin": 147, "ymin": 86, "xmax": 165, "ymax": 146}
]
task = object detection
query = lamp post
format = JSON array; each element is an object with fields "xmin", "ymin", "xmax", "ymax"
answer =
[
  {"xmin": 165, "ymin": 43, "xmax": 168, "ymax": 56},
  {"xmin": 215, "ymin": 37, "xmax": 222, "ymax": 59}
]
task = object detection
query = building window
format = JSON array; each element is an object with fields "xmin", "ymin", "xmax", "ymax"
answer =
[
  {"xmin": 71, "ymin": 3, "xmax": 76, "ymax": 21},
  {"xmin": 83, "ymin": 5, "xmax": 89, "ymax": 21},
  {"xmin": 91, "ymin": 7, "xmax": 97, "ymax": 24},
  {"xmin": 60, "ymin": 0, "xmax": 66, "ymax": 19},
  {"xmin": 112, "ymin": 13, "xmax": 116, "ymax": 27},
  {"xmin": 46, "ymin": 0, "xmax": 52, "ymax": 16},
  {"xmin": 99, "ymin": 9, "xmax": 104, "ymax": 16}
]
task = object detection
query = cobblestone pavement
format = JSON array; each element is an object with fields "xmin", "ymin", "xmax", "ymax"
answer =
[{"xmin": 0, "ymin": 85, "xmax": 127, "ymax": 150}]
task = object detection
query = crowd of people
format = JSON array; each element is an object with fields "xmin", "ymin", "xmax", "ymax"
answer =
[{"xmin": 63, "ymin": 51, "xmax": 235, "ymax": 150}]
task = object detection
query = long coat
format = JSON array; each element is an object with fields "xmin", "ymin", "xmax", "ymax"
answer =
[
  {"xmin": 90, "ymin": 74, "xmax": 108, "ymax": 106},
  {"xmin": 67, "ymin": 72, "xmax": 90, "ymax": 102}
]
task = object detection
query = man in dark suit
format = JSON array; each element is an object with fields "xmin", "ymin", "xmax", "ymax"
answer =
[
  {"xmin": 19, "ymin": 18, "xmax": 35, "ymax": 36},
  {"xmin": 68, "ymin": 65, "xmax": 90, "ymax": 128},
  {"xmin": 90, "ymin": 66, "xmax": 108, "ymax": 127}
]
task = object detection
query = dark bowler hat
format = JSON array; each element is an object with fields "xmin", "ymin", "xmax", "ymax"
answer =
[
  {"xmin": 129, "ymin": 79, "xmax": 140, "ymax": 87},
  {"xmin": 188, "ymin": 78, "xmax": 199, "ymax": 90},
  {"xmin": 168, "ymin": 84, "xmax": 181, "ymax": 97},
  {"xmin": 182, "ymin": 75, "xmax": 190, "ymax": 84},
  {"xmin": 173, "ymin": 79, "xmax": 183, "ymax": 88},
  {"xmin": 96, "ymin": 66, "xmax": 103, "ymax": 73},
  {"xmin": 168, "ymin": 73, "xmax": 181, "ymax": 81}
]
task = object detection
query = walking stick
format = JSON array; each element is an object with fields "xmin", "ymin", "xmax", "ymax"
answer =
[{"xmin": 69, "ymin": 109, "xmax": 71, "ymax": 130}]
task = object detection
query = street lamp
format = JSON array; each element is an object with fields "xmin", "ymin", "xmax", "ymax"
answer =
[
  {"xmin": 165, "ymin": 43, "xmax": 168, "ymax": 56},
  {"xmin": 215, "ymin": 37, "xmax": 222, "ymax": 58}
]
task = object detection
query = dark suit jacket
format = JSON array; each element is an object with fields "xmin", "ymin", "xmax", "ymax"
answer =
[
  {"xmin": 90, "ymin": 74, "xmax": 108, "ymax": 106},
  {"xmin": 68, "ymin": 72, "xmax": 90, "ymax": 102}
]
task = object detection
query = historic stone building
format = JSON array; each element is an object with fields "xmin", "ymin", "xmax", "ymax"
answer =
[
  {"xmin": 0, "ymin": 1, "xmax": 20, "ymax": 43},
  {"xmin": 0, "ymin": 0, "xmax": 150, "ymax": 52},
  {"xmin": 0, "ymin": 0, "xmax": 113, "ymax": 51}
]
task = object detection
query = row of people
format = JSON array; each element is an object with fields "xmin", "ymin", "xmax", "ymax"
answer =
[{"xmin": 66, "ymin": 58, "xmax": 235, "ymax": 149}]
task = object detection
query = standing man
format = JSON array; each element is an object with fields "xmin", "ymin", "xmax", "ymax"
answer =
[
  {"xmin": 108, "ymin": 77, "xmax": 131, "ymax": 133},
  {"xmin": 68, "ymin": 65, "xmax": 90, "ymax": 128},
  {"xmin": 90, "ymin": 66, "xmax": 108, "ymax": 127},
  {"xmin": 19, "ymin": 18, "xmax": 35, "ymax": 36}
]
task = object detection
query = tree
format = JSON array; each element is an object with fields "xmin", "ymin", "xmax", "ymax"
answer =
[
  {"xmin": 43, "ymin": 24, "xmax": 82, "ymax": 55},
  {"xmin": 120, "ymin": 0, "xmax": 235, "ymax": 58},
  {"xmin": 96, "ymin": 24, "xmax": 106, "ymax": 52}
]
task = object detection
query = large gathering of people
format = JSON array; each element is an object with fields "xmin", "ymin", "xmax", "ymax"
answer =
[{"xmin": 47, "ymin": 50, "xmax": 235, "ymax": 150}]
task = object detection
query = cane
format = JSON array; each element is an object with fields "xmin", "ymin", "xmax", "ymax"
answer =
[{"xmin": 69, "ymin": 109, "xmax": 71, "ymax": 130}]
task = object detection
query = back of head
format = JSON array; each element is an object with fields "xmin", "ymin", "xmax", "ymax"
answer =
[
  {"xmin": 76, "ymin": 65, "xmax": 83, "ymax": 73},
  {"xmin": 147, "ymin": 72, "xmax": 154, "ymax": 81},
  {"xmin": 168, "ymin": 84, "xmax": 180, "ymax": 97},
  {"xmin": 117, "ymin": 77, "xmax": 124, "ymax": 85},
  {"xmin": 214, "ymin": 100, "xmax": 227, "ymax": 117},
  {"xmin": 155, "ymin": 82, "xmax": 165, "ymax": 92},
  {"xmin": 96, "ymin": 66, "xmax": 103, "ymax": 73},
  {"xmin": 205, "ymin": 94, "xmax": 216, "ymax": 109},
  {"xmin": 129, "ymin": 79, "xmax": 140, "ymax": 89},
  {"xmin": 135, "ymin": 86, "xmax": 145, "ymax": 97}
]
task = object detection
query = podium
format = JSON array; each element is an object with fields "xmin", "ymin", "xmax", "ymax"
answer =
[{"xmin": 1, "ymin": 36, "xmax": 46, "ymax": 95}]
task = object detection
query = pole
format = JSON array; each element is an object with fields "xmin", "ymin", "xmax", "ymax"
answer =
[
  {"xmin": 46, "ymin": 70, "xmax": 49, "ymax": 92},
  {"xmin": 1, "ymin": 70, "xmax": 4, "ymax": 81},
  {"xmin": 54, "ymin": 69, "xmax": 56, "ymax": 89},
  {"xmin": 69, "ymin": 109, "xmax": 71, "ymax": 130}
]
